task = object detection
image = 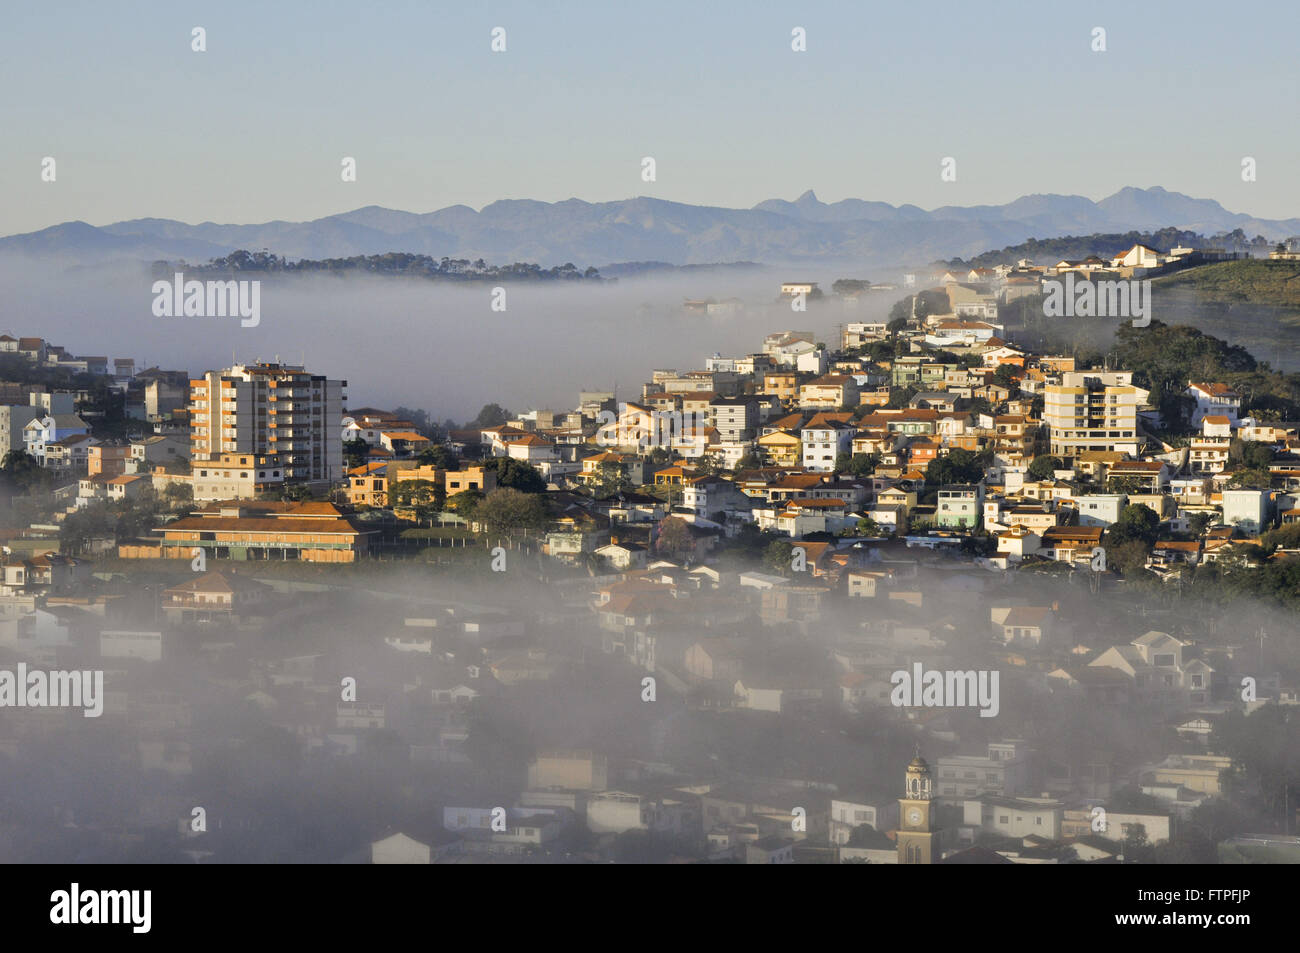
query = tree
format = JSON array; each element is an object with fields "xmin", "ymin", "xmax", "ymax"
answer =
[
  {"xmin": 833, "ymin": 279, "xmax": 871, "ymax": 295},
  {"xmin": 992, "ymin": 363, "xmax": 1021, "ymax": 396},
  {"xmin": 591, "ymin": 460, "xmax": 631, "ymax": 496},
  {"xmin": 59, "ymin": 503, "xmax": 116, "ymax": 556},
  {"xmin": 693, "ymin": 454, "xmax": 724, "ymax": 477},
  {"xmin": 484, "ymin": 457, "xmax": 546, "ymax": 493},
  {"xmin": 1240, "ymin": 441, "xmax": 1274, "ymax": 470},
  {"xmin": 392, "ymin": 406, "xmax": 432, "ymax": 435},
  {"xmin": 1120, "ymin": 822, "xmax": 1152, "ymax": 862},
  {"xmin": 343, "ymin": 437, "xmax": 370, "ymax": 469},
  {"xmin": 886, "ymin": 385, "xmax": 918, "ymax": 409},
  {"xmin": 1027, "ymin": 454, "xmax": 1063, "ymax": 481},
  {"xmin": 473, "ymin": 487, "xmax": 549, "ymax": 532},
  {"xmin": 764, "ymin": 539, "xmax": 794, "ymax": 575},
  {"xmin": 390, "ymin": 478, "xmax": 439, "ymax": 512},
  {"xmin": 856, "ymin": 517, "xmax": 884, "ymax": 537},
  {"xmin": 836, "ymin": 452, "xmax": 879, "ymax": 477},
  {"xmin": 472, "ymin": 403, "xmax": 512, "ymax": 427},
  {"xmin": 846, "ymin": 824, "xmax": 885, "ymax": 848},
  {"xmin": 925, "ymin": 448, "xmax": 987, "ymax": 486},
  {"xmin": 445, "ymin": 489, "xmax": 483, "ymax": 518},
  {"xmin": 417, "ymin": 445, "xmax": 458, "ymax": 469},
  {"xmin": 1227, "ymin": 467, "xmax": 1271, "ymax": 489},
  {"xmin": 0, "ymin": 450, "xmax": 49, "ymax": 493},
  {"xmin": 655, "ymin": 516, "xmax": 695, "ymax": 560},
  {"xmin": 1107, "ymin": 503, "xmax": 1160, "ymax": 548},
  {"xmin": 163, "ymin": 481, "xmax": 193, "ymax": 506}
]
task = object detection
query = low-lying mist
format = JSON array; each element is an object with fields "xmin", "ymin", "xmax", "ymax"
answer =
[{"xmin": 0, "ymin": 260, "xmax": 903, "ymax": 420}]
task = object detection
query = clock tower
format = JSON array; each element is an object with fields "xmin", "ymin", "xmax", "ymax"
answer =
[{"xmin": 897, "ymin": 752, "xmax": 939, "ymax": 864}]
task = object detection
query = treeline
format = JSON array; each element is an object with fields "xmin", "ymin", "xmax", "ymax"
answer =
[
  {"xmin": 153, "ymin": 250, "xmax": 603, "ymax": 282},
  {"xmin": 1104, "ymin": 320, "xmax": 1300, "ymax": 425}
]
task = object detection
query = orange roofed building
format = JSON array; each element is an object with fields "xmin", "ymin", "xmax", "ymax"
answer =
[{"xmin": 120, "ymin": 500, "xmax": 379, "ymax": 563}]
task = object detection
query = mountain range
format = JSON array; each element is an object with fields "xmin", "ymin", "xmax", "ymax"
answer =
[{"xmin": 4, "ymin": 187, "xmax": 1297, "ymax": 270}]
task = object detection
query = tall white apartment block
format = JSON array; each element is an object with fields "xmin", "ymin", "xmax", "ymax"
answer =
[{"xmin": 190, "ymin": 362, "xmax": 345, "ymax": 484}]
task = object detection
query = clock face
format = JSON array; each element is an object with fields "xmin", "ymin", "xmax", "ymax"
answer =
[{"xmin": 908, "ymin": 809, "xmax": 922, "ymax": 825}]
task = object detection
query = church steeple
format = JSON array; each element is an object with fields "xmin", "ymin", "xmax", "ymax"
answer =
[
  {"xmin": 905, "ymin": 752, "xmax": 933, "ymax": 800},
  {"xmin": 898, "ymin": 749, "xmax": 939, "ymax": 864}
]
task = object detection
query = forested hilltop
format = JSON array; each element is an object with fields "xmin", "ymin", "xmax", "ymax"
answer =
[{"xmin": 152, "ymin": 250, "xmax": 604, "ymax": 282}]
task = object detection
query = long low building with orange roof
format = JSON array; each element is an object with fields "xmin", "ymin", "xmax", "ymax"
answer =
[{"xmin": 120, "ymin": 500, "xmax": 380, "ymax": 563}]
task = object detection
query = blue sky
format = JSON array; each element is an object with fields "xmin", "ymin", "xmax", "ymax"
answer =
[{"xmin": 2, "ymin": 0, "xmax": 1297, "ymax": 234}]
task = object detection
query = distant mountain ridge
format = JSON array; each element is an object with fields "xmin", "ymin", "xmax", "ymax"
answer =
[{"xmin": 4, "ymin": 187, "xmax": 1297, "ymax": 270}]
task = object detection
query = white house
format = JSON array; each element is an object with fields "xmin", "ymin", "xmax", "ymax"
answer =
[
  {"xmin": 963, "ymin": 795, "xmax": 1062, "ymax": 839},
  {"xmin": 801, "ymin": 420, "xmax": 855, "ymax": 472},
  {"xmin": 1185, "ymin": 383, "xmax": 1241, "ymax": 426},
  {"xmin": 829, "ymin": 797, "xmax": 899, "ymax": 845},
  {"xmin": 1073, "ymin": 493, "xmax": 1126, "ymax": 527},
  {"xmin": 1221, "ymin": 488, "xmax": 1269, "ymax": 535},
  {"xmin": 23, "ymin": 413, "xmax": 89, "ymax": 465},
  {"xmin": 1088, "ymin": 631, "xmax": 1214, "ymax": 708}
]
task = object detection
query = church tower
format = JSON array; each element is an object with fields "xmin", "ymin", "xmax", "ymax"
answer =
[{"xmin": 897, "ymin": 752, "xmax": 939, "ymax": 864}]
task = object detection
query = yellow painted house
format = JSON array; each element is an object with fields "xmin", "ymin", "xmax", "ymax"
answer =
[{"xmin": 757, "ymin": 430, "xmax": 802, "ymax": 466}]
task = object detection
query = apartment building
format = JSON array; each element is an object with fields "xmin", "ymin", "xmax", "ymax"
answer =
[
  {"xmin": 936, "ymin": 741, "xmax": 1031, "ymax": 802},
  {"xmin": 192, "ymin": 452, "xmax": 286, "ymax": 501},
  {"xmin": 708, "ymin": 396, "xmax": 758, "ymax": 442},
  {"xmin": 1043, "ymin": 372, "xmax": 1143, "ymax": 456},
  {"xmin": 0, "ymin": 404, "xmax": 44, "ymax": 453},
  {"xmin": 800, "ymin": 419, "xmax": 856, "ymax": 472},
  {"xmin": 189, "ymin": 362, "xmax": 345, "ymax": 485}
]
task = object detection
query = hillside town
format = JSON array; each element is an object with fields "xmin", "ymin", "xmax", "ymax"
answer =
[{"xmin": 0, "ymin": 249, "xmax": 1297, "ymax": 865}]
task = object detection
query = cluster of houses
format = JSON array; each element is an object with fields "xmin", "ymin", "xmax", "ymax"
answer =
[
  {"xmin": 357, "ymin": 306, "xmax": 1294, "ymax": 580},
  {"xmin": 2, "ymin": 259, "xmax": 1297, "ymax": 863},
  {"xmin": 930, "ymin": 242, "xmax": 1244, "ymax": 290}
]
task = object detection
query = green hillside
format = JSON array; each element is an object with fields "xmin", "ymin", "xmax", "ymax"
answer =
[
  {"xmin": 1156, "ymin": 259, "xmax": 1300, "ymax": 308},
  {"xmin": 1152, "ymin": 260, "xmax": 1300, "ymax": 370}
]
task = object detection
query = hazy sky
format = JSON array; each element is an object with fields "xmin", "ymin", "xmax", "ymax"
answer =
[{"xmin": 2, "ymin": 0, "xmax": 1298, "ymax": 236}]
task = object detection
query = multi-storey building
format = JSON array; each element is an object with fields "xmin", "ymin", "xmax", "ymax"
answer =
[
  {"xmin": 192, "ymin": 452, "xmax": 286, "ymax": 501},
  {"xmin": 189, "ymin": 363, "xmax": 345, "ymax": 485},
  {"xmin": 800, "ymin": 419, "xmax": 856, "ymax": 472},
  {"xmin": 1043, "ymin": 372, "xmax": 1143, "ymax": 457},
  {"xmin": 708, "ymin": 396, "xmax": 758, "ymax": 443}
]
